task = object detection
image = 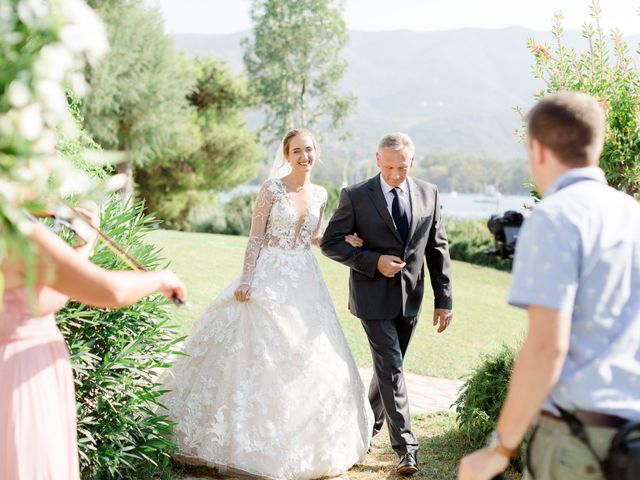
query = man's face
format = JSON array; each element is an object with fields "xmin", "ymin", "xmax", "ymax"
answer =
[{"xmin": 376, "ymin": 147, "xmax": 413, "ymax": 187}]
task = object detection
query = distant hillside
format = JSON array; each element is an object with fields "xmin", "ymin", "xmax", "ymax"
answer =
[{"xmin": 173, "ymin": 28, "xmax": 640, "ymax": 161}]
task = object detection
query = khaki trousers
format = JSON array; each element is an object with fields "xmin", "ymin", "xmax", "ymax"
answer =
[{"xmin": 524, "ymin": 414, "xmax": 616, "ymax": 480}]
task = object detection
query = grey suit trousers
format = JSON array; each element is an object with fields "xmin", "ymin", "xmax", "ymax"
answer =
[{"xmin": 361, "ymin": 313, "xmax": 419, "ymax": 455}]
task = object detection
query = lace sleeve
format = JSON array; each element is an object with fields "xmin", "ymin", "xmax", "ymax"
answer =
[
  {"xmin": 312, "ymin": 186, "xmax": 328, "ymax": 246},
  {"xmin": 239, "ymin": 181, "xmax": 275, "ymax": 287}
]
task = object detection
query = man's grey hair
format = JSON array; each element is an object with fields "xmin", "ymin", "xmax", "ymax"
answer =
[{"xmin": 377, "ymin": 132, "xmax": 415, "ymax": 158}]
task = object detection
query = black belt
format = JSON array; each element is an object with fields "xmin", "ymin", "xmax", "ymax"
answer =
[{"xmin": 542, "ymin": 410, "xmax": 628, "ymax": 429}]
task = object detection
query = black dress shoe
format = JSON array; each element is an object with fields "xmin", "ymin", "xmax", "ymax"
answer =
[{"xmin": 396, "ymin": 452, "xmax": 418, "ymax": 476}]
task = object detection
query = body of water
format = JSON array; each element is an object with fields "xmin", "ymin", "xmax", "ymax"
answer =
[
  {"xmin": 220, "ymin": 185, "xmax": 533, "ymax": 220},
  {"xmin": 440, "ymin": 192, "xmax": 533, "ymax": 220}
]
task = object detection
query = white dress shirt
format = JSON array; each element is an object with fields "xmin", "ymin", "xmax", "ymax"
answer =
[{"xmin": 379, "ymin": 175, "xmax": 412, "ymax": 227}]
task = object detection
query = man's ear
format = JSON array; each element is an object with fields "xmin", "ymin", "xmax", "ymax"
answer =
[
  {"xmin": 531, "ymin": 138, "xmax": 546, "ymax": 167},
  {"xmin": 376, "ymin": 151, "xmax": 380, "ymax": 167}
]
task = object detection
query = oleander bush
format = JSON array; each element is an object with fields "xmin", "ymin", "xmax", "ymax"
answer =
[{"xmin": 57, "ymin": 198, "xmax": 184, "ymax": 479}]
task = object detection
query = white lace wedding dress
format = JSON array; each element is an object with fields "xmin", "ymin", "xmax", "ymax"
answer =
[{"xmin": 162, "ymin": 178, "xmax": 373, "ymax": 480}]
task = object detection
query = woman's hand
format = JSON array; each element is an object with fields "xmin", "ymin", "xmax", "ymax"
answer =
[
  {"xmin": 234, "ymin": 283, "xmax": 251, "ymax": 302},
  {"xmin": 72, "ymin": 207, "xmax": 100, "ymax": 247},
  {"xmin": 158, "ymin": 269, "xmax": 187, "ymax": 303},
  {"xmin": 345, "ymin": 233, "xmax": 363, "ymax": 248}
]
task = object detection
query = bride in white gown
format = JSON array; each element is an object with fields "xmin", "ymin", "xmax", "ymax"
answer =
[{"xmin": 162, "ymin": 129, "xmax": 373, "ymax": 479}]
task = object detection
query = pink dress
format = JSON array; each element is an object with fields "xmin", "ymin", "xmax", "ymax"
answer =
[{"xmin": 0, "ymin": 286, "xmax": 79, "ymax": 480}]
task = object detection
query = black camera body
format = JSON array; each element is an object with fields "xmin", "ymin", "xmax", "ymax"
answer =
[{"xmin": 486, "ymin": 210, "xmax": 524, "ymax": 259}]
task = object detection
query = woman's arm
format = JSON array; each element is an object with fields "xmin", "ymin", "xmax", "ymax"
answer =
[
  {"xmin": 25, "ymin": 222, "xmax": 185, "ymax": 308},
  {"xmin": 234, "ymin": 181, "xmax": 274, "ymax": 302}
]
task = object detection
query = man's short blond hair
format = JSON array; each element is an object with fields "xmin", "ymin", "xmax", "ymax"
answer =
[{"xmin": 378, "ymin": 132, "xmax": 415, "ymax": 159}]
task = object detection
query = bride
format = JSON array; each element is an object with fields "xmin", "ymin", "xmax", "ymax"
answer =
[{"xmin": 162, "ymin": 129, "xmax": 373, "ymax": 479}]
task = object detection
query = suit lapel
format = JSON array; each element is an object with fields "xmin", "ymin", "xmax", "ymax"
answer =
[
  {"xmin": 367, "ymin": 174, "xmax": 403, "ymax": 244},
  {"xmin": 407, "ymin": 177, "xmax": 425, "ymax": 244}
]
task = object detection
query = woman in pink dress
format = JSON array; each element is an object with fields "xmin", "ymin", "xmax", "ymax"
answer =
[{"xmin": 0, "ymin": 213, "xmax": 187, "ymax": 480}]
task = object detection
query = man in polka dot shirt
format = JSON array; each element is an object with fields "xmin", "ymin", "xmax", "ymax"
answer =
[{"xmin": 458, "ymin": 91, "xmax": 640, "ymax": 480}]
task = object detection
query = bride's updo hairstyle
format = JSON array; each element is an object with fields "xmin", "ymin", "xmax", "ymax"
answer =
[{"xmin": 282, "ymin": 128, "xmax": 319, "ymax": 158}]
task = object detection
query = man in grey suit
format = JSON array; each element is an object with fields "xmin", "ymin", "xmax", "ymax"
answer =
[{"xmin": 320, "ymin": 132, "xmax": 453, "ymax": 476}]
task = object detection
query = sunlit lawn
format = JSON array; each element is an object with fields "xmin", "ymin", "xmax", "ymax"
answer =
[{"xmin": 148, "ymin": 229, "xmax": 526, "ymax": 379}]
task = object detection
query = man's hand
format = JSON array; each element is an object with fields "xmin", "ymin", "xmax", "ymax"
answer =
[
  {"xmin": 457, "ymin": 447, "xmax": 509, "ymax": 480},
  {"xmin": 433, "ymin": 308, "xmax": 453, "ymax": 333},
  {"xmin": 377, "ymin": 255, "xmax": 406, "ymax": 278}
]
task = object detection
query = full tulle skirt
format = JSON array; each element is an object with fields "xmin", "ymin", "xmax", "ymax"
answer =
[{"xmin": 162, "ymin": 247, "xmax": 373, "ymax": 479}]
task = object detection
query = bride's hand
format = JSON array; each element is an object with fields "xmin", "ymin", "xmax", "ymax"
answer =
[
  {"xmin": 345, "ymin": 233, "xmax": 363, "ymax": 248},
  {"xmin": 234, "ymin": 283, "xmax": 251, "ymax": 302}
]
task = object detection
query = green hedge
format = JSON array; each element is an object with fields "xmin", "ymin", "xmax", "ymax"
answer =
[{"xmin": 445, "ymin": 218, "xmax": 513, "ymax": 271}]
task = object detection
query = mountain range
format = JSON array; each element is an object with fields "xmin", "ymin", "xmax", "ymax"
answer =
[{"xmin": 173, "ymin": 28, "xmax": 640, "ymax": 161}]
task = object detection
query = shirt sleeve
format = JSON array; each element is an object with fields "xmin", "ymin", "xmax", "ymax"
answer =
[{"xmin": 508, "ymin": 208, "xmax": 580, "ymax": 312}]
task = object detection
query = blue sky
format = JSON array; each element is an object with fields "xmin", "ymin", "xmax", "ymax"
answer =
[{"xmin": 150, "ymin": 0, "xmax": 640, "ymax": 35}]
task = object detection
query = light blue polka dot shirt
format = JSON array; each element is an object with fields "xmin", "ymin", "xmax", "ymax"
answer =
[{"xmin": 508, "ymin": 167, "xmax": 640, "ymax": 420}]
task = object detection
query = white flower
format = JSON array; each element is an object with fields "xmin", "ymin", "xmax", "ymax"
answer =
[
  {"xmin": 7, "ymin": 80, "xmax": 31, "ymax": 108},
  {"xmin": 58, "ymin": 167, "xmax": 93, "ymax": 197},
  {"xmin": 15, "ymin": 165, "xmax": 38, "ymax": 182},
  {"xmin": 0, "ymin": 113, "xmax": 15, "ymax": 137},
  {"xmin": 16, "ymin": 0, "xmax": 50, "ymax": 28},
  {"xmin": 0, "ymin": 180, "xmax": 18, "ymax": 203},
  {"xmin": 17, "ymin": 103, "xmax": 43, "ymax": 141},
  {"xmin": 35, "ymin": 79, "xmax": 68, "ymax": 115},
  {"xmin": 1, "ymin": 31, "xmax": 24, "ymax": 45},
  {"xmin": 58, "ymin": 0, "xmax": 109, "ymax": 64},
  {"xmin": 0, "ymin": 3, "xmax": 16, "ymax": 34},
  {"xmin": 33, "ymin": 43, "xmax": 73, "ymax": 82},
  {"xmin": 60, "ymin": 112, "xmax": 78, "ymax": 138},
  {"xmin": 33, "ymin": 127, "xmax": 56, "ymax": 153},
  {"xmin": 105, "ymin": 173, "xmax": 128, "ymax": 192},
  {"xmin": 68, "ymin": 72, "xmax": 88, "ymax": 97}
]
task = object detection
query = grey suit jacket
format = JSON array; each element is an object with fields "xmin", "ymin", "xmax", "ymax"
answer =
[{"xmin": 320, "ymin": 174, "xmax": 452, "ymax": 320}]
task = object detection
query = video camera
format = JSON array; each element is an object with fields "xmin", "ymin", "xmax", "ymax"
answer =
[{"xmin": 485, "ymin": 210, "xmax": 524, "ymax": 260}]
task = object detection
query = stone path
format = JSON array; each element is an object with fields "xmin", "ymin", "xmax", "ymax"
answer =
[
  {"xmin": 358, "ymin": 367, "xmax": 463, "ymax": 414},
  {"xmin": 179, "ymin": 369, "xmax": 463, "ymax": 479}
]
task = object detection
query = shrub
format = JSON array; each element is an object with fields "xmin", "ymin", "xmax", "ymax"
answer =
[
  {"xmin": 445, "ymin": 219, "xmax": 513, "ymax": 271},
  {"xmin": 526, "ymin": 1, "xmax": 640, "ymax": 198},
  {"xmin": 193, "ymin": 191, "xmax": 257, "ymax": 236},
  {"xmin": 57, "ymin": 197, "xmax": 184, "ymax": 479},
  {"xmin": 454, "ymin": 344, "xmax": 516, "ymax": 449}
]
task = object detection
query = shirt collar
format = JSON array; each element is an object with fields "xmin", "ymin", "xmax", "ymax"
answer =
[
  {"xmin": 544, "ymin": 167, "xmax": 607, "ymax": 197},
  {"xmin": 379, "ymin": 174, "xmax": 408, "ymax": 195}
]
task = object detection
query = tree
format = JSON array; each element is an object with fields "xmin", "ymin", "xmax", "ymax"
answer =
[
  {"xmin": 526, "ymin": 1, "xmax": 640, "ymax": 198},
  {"xmin": 83, "ymin": 0, "xmax": 199, "ymax": 197},
  {"xmin": 135, "ymin": 57, "xmax": 262, "ymax": 226},
  {"xmin": 242, "ymin": 0, "xmax": 355, "ymax": 145}
]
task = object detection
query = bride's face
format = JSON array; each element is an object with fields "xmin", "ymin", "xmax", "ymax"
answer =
[{"xmin": 286, "ymin": 134, "xmax": 316, "ymax": 173}]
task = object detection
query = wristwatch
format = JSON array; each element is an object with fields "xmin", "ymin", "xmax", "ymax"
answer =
[{"xmin": 486, "ymin": 430, "xmax": 518, "ymax": 458}]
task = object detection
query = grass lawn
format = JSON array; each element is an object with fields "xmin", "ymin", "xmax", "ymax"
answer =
[{"xmin": 148, "ymin": 229, "xmax": 526, "ymax": 380}]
